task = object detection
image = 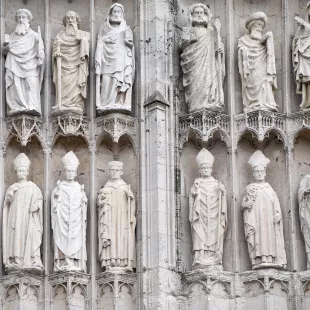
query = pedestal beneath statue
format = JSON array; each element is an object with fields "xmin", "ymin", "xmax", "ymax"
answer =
[{"xmin": 97, "ymin": 271, "xmax": 137, "ymax": 310}]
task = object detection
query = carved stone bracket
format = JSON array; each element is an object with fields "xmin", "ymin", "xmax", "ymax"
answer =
[
  {"xmin": 1, "ymin": 273, "xmax": 44, "ymax": 308},
  {"xmin": 49, "ymin": 271, "xmax": 90, "ymax": 309},
  {"xmin": 235, "ymin": 110, "xmax": 286, "ymax": 145},
  {"xmin": 287, "ymin": 111, "xmax": 310, "ymax": 149},
  {"xmin": 182, "ymin": 269, "xmax": 234, "ymax": 297},
  {"xmin": 51, "ymin": 113, "xmax": 90, "ymax": 145},
  {"xmin": 96, "ymin": 113, "xmax": 137, "ymax": 146},
  {"xmin": 179, "ymin": 110, "xmax": 230, "ymax": 147},
  {"xmin": 96, "ymin": 271, "xmax": 137, "ymax": 309},
  {"xmin": 4, "ymin": 115, "xmax": 45, "ymax": 148}
]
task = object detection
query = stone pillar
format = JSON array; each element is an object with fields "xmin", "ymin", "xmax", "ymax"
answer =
[{"xmin": 139, "ymin": 1, "xmax": 180, "ymax": 308}]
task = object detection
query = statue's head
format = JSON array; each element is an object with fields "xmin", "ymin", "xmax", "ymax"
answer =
[
  {"xmin": 196, "ymin": 148, "xmax": 214, "ymax": 177},
  {"xmin": 108, "ymin": 3, "xmax": 125, "ymax": 25},
  {"xmin": 14, "ymin": 153, "xmax": 30, "ymax": 181},
  {"xmin": 15, "ymin": 9, "xmax": 32, "ymax": 35},
  {"xmin": 61, "ymin": 151, "xmax": 79, "ymax": 181},
  {"xmin": 63, "ymin": 11, "xmax": 81, "ymax": 31},
  {"xmin": 108, "ymin": 161, "xmax": 124, "ymax": 180},
  {"xmin": 248, "ymin": 150, "xmax": 270, "ymax": 183},
  {"xmin": 189, "ymin": 3, "xmax": 212, "ymax": 27},
  {"xmin": 245, "ymin": 12, "xmax": 267, "ymax": 40}
]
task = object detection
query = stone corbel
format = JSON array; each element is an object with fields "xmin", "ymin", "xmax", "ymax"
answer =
[
  {"xmin": 96, "ymin": 113, "xmax": 137, "ymax": 146},
  {"xmin": 5, "ymin": 115, "xmax": 44, "ymax": 147},
  {"xmin": 51, "ymin": 113, "xmax": 90, "ymax": 145}
]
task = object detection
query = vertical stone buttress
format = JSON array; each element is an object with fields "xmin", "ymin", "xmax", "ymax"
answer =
[{"xmin": 139, "ymin": 0, "xmax": 181, "ymax": 308}]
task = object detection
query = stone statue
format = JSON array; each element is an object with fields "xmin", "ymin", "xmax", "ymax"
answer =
[
  {"xmin": 51, "ymin": 151, "xmax": 87, "ymax": 272},
  {"xmin": 293, "ymin": 2, "xmax": 310, "ymax": 111},
  {"xmin": 189, "ymin": 149, "xmax": 227, "ymax": 270},
  {"xmin": 97, "ymin": 161, "xmax": 136, "ymax": 271},
  {"xmin": 52, "ymin": 11, "xmax": 90, "ymax": 115},
  {"xmin": 238, "ymin": 12, "xmax": 278, "ymax": 112},
  {"xmin": 3, "ymin": 9, "xmax": 45, "ymax": 116},
  {"xmin": 2, "ymin": 153, "xmax": 44, "ymax": 274},
  {"xmin": 179, "ymin": 3, "xmax": 225, "ymax": 113},
  {"xmin": 95, "ymin": 4, "xmax": 135, "ymax": 113},
  {"xmin": 298, "ymin": 173, "xmax": 310, "ymax": 269},
  {"xmin": 242, "ymin": 150, "xmax": 287, "ymax": 269}
]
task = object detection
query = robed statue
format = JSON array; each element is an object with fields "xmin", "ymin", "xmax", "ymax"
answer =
[
  {"xmin": 52, "ymin": 11, "xmax": 90, "ymax": 115},
  {"xmin": 238, "ymin": 12, "xmax": 278, "ymax": 112},
  {"xmin": 97, "ymin": 161, "xmax": 136, "ymax": 271},
  {"xmin": 293, "ymin": 2, "xmax": 310, "ymax": 110},
  {"xmin": 95, "ymin": 3, "xmax": 135, "ymax": 113},
  {"xmin": 189, "ymin": 148, "xmax": 227, "ymax": 270},
  {"xmin": 242, "ymin": 150, "xmax": 287, "ymax": 269},
  {"xmin": 3, "ymin": 153, "xmax": 44, "ymax": 274},
  {"xmin": 179, "ymin": 3, "xmax": 225, "ymax": 113},
  {"xmin": 298, "ymin": 173, "xmax": 310, "ymax": 269},
  {"xmin": 51, "ymin": 151, "xmax": 87, "ymax": 272},
  {"xmin": 3, "ymin": 9, "xmax": 44, "ymax": 116}
]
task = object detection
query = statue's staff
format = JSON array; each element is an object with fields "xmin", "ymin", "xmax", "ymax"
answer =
[
  {"xmin": 127, "ymin": 184, "xmax": 132, "ymax": 270},
  {"xmin": 214, "ymin": 18, "xmax": 224, "ymax": 103},
  {"xmin": 55, "ymin": 39, "xmax": 62, "ymax": 109}
]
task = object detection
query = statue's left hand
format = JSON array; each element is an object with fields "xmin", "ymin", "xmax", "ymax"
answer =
[
  {"xmin": 218, "ymin": 183, "xmax": 226, "ymax": 193},
  {"xmin": 79, "ymin": 82, "xmax": 86, "ymax": 88}
]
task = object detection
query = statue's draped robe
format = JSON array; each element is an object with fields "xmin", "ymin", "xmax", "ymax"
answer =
[
  {"xmin": 5, "ymin": 29, "xmax": 44, "ymax": 115},
  {"xmin": 189, "ymin": 177, "xmax": 227, "ymax": 265},
  {"xmin": 242, "ymin": 183, "xmax": 286, "ymax": 267},
  {"xmin": 298, "ymin": 174, "xmax": 310, "ymax": 257},
  {"xmin": 51, "ymin": 181, "xmax": 87, "ymax": 272},
  {"xmin": 98, "ymin": 179, "xmax": 136, "ymax": 268},
  {"xmin": 52, "ymin": 30, "xmax": 89, "ymax": 112},
  {"xmin": 3, "ymin": 181, "xmax": 43, "ymax": 269},
  {"xmin": 293, "ymin": 21, "xmax": 310, "ymax": 109},
  {"xmin": 95, "ymin": 20, "xmax": 134, "ymax": 110},
  {"xmin": 238, "ymin": 34, "xmax": 278, "ymax": 112},
  {"xmin": 180, "ymin": 26, "xmax": 225, "ymax": 113}
]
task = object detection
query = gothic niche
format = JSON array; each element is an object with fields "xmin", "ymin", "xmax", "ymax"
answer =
[{"xmin": 179, "ymin": 132, "xmax": 230, "ymax": 272}]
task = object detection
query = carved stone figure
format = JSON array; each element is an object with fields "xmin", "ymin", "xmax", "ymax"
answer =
[
  {"xmin": 52, "ymin": 11, "xmax": 90, "ymax": 115},
  {"xmin": 51, "ymin": 151, "xmax": 87, "ymax": 272},
  {"xmin": 242, "ymin": 150, "xmax": 287, "ymax": 269},
  {"xmin": 97, "ymin": 161, "xmax": 136, "ymax": 271},
  {"xmin": 298, "ymin": 173, "xmax": 310, "ymax": 269},
  {"xmin": 293, "ymin": 2, "xmax": 310, "ymax": 111},
  {"xmin": 179, "ymin": 3, "xmax": 225, "ymax": 113},
  {"xmin": 3, "ymin": 9, "xmax": 45, "ymax": 116},
  {"xmin": 95, "ymin": 4, "xmax": 135, "ymax": 113},
  {"xmin": 189, "ymin": 149, "xmax": 227, "ymax": 270},
  {"xmin": 238, "ymin": 12, "xmax": 278, "ymax": 112},
  {"xmin": 2, "ymin": 153, "xmax": 44, "ymax": 274}
]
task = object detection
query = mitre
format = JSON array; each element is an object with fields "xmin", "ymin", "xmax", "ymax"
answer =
[
  {"xmin": 108, "ymin": 161, "xmax": 124, "ymax": 169},
  {"xmin": 245, "ymin": 11, "xmax": 267, "ymax": 29},
  {"xmin": 195, "ymin": 148, "xmax": 214, "ymax": 167},
  {"xmin": 61, "ymin": 151, "xmax": 79, "ymax": 169},
  {"xmin": 14, "ymin": 153, "xmax": 31, "ymax": 169},
  {"xmin": 248, "ymin": 150, "xmax": 270, "ymax": 169}
]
